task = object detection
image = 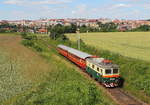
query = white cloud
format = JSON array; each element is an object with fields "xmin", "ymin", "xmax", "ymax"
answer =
[
  {"xmin": 1, "ymin": 0, "xmax": 150, "ymax": 20},
  {"xmin": 112, "ymin": 3, "xmax": 131, "ymax": 8},
  {"xmin": 4, "ymin": 0, "xmax": 25, "ymax": 5},
  {"xmin": 31, "ymin": 0, "xmax": 72, "ymax": 5},
  {"xmin": 3, "ymin": 0, "xmax": 73, "ymax": 6},
  {"xmin": 142, "ymin": 3, "xmax": 150, "ymax": 9},
  {"xmin": 71, "ymin": 4, "xmax": 87, "ymax": 15}
]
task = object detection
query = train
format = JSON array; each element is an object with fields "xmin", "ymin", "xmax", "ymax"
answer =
[{"xmin": 57, "ymin": 45, "xmax": 121, "ymax": 87}]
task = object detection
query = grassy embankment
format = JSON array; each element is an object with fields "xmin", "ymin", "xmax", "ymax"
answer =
[
  {"xmin": 66, "ymin": 32, "xmax": 150, "ymax": 104},
  {"xmin": 0, "ymin": 33, "xmax": 117, "ymax": 105}
]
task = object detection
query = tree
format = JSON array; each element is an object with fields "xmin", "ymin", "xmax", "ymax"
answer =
[
  {"xmin": 49, "ymin": 24, "xmax": 66, "ymax": 40},
  {"xmin": 97, "ymin": 22, "xmax": 118, "ymax": 32},
  {"xmin": 135, "ymin": 25, "xmax": 150, "ymax": 31}
]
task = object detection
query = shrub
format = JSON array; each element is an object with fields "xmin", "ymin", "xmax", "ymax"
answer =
[
  {"xmin": 33, "ymin": 45, "xmax": 43, "ymax": 52},
  {"xmin": 21, "ymin": 32, "xmax": 28, "ymax": 39},
  {"xmin": 25, "ymin": 35, "xmax": 37, "ymax": 40},
  {"xmin": 22, "ymin": 40, "xmax": 34, "ymax": 47}
]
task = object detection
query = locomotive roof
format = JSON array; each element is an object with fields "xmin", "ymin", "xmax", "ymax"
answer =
[
  {"xmin": 87, "ymin": 58, "xmax": 119, "ymax": 69},
  {"xmin": 58, "ymin": 45, "xmax": 92, "ymax": 59}
]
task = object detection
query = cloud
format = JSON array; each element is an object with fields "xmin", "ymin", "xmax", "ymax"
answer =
[
  {"xmin": 1, "ymin": 0, "xmax": 150, "ymax": 20},
  {"xmin": 4, "ymin": 0, "xmax": 25, "ymax": 5},
  {"xmin": 111, "ymin": 3, "xmax": 131, "ymax": 9},
  {"xmin": 141, "ymin": 2, "xmax": 150, "ymax": 9},
  {"xmin": 3, "ymin": 0, "xmax": 73, "ymax": 6},
  {"xmin": 72, "ymin": 4, "xmax": 87, "ymax": 15},
  {"xmin": 31, "ymin": 0, "xmax": 72, "ymax": 5},
  {"xmin": 71, "ymin": 4, "xmax": 99, "ymax": 18}
]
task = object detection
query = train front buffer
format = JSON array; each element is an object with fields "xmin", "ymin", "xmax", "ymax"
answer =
[{"xmin": 102, "ymin": 76, "xmax": 121, "ymax": 87}]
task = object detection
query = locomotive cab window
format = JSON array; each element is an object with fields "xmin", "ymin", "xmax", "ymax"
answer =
[
  {"xmin": 105, "ymin": 69, "xmax": 111, "ymax": 74},
  {"xmin": 113, "ymin": 69, "xmax": 118, "ymax": 74}
]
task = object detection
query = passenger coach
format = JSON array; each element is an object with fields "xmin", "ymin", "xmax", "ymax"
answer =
[{"xmin": 57, "ymin": 45, "xmax": 93, "ymax": 69}]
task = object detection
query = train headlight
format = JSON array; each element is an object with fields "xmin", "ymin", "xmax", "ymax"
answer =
[
  {"xmin": 115, "ymin": 79, "xmax": 119, "ymax": 83},
  {"xmin": 110, "ymin": 78, "xmax": 115, "ymax": 80}
]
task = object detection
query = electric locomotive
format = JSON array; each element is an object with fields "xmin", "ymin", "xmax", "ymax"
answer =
[
  {"xmin": 57, "ymin": 44, "xmax": 121, "ymax": 87},
  {"xmin": 86, "ymin": 57, "xmax": 121, "ymax": 87}
]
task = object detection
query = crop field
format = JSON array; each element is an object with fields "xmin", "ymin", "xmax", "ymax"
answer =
[
  {"xmin": 66, "ymin": 32, "xmax": 150, "ymax": 62},
  {"xmin": 0, "ymin": 34, "xmax": 53, "ymax": 104},
  {"xmin": 0, "ymin": 34, "xmax": 117, "ymax": 105}
]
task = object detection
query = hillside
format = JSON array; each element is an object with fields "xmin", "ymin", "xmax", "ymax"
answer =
[{"xmin": 0, "ymin": 33, "xmax": 116, "ymax": 105}]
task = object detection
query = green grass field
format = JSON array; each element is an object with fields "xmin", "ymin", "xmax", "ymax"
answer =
[
  {"xmin": 0, "ymin": 33, "xmax": 117, "ymax": 105},
  {"xmin": 66, "ymin": 32, "xmax": 150, "ymax": 62}
]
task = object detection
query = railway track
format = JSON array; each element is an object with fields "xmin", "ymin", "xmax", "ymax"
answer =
[{"xmin": 106, "ymin": 88, "xmax": 147, "ymax": 105}]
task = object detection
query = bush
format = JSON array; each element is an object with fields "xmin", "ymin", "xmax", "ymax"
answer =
[
  {"xmin": 22, "ymin": 40, "xmax": 34, "ymax": 47},
  {"xmin": 22, "ymin": 40, "xmax": 43, "ymax": 52},
  {"xmin": 33, "ymin": 45, "xmax": 43, "ymax": 52},
  {"xmin": 25, "ymin": 35, "xmax": 37, "ymax": 40},
  {"xmin": 21, "ymin": 32, "xmax": 28, "ymax": 38}
]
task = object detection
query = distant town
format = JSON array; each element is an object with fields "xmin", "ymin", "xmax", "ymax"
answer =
[{"xmin": 0, "ymin": 18, "xmax": 150, "ymax": 33}]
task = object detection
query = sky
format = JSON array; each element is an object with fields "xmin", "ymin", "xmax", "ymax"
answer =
[{"xmin": 0, "ymin": 0, "xmax": 150, "ymax": 20}]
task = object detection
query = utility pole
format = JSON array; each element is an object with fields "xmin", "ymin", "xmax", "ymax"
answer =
[{"xmin": 76, "ymin": 28, "xmax": 80, "ymax": 50}]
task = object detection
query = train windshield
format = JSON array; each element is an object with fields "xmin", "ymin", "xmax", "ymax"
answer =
[
  {"xmin": 105, "ymin": 69, "xmax": 119, "ymax": 75},
  {"xmin": 105, "ymin": 69, "xmax": 111, "ymax": 74},
  {"xmin": 113, "ymin": 69, "xmax": 118, "ymax": 74}
]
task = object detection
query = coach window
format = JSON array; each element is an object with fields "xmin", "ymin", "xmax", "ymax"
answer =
[
  {"xmin": 101, "ymin": 69, "xmax": 103, "ymax": 73},
  {"xmin": 97, "ymin": 67, "xmax": 99, "ymax": 72},
  {"xmin": 92, "ymin": 65, "xmax": 95, "ymax": 69}
]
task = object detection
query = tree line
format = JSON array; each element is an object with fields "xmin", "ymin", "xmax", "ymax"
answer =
[{"xmin": 1, "ymin": 21, "xmax": 150, "ymax": 39}]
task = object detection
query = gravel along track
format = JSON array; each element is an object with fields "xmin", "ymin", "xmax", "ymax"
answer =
[{"xmin": 106, "ymin": 88, "xmax": 148, "ymax": 105}]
